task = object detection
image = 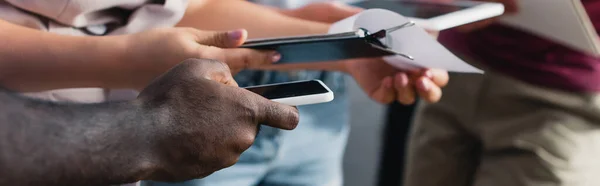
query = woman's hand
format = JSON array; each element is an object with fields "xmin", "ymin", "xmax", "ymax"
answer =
[{"xmin": 118, "ymin": 28, "xmax": 280, "ymax": 89}]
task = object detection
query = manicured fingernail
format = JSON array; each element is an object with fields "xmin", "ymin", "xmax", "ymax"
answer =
[
  {"xmin": 227, "ymin": 29, "xmax": 245, "ymax": 41},
  {"xmin": 417, "ymin": 79, "xmax": 431, "ymax": 91},
  {"xmin": 271, "ymin": 52, "xmax": 281, "ymax": 63}
]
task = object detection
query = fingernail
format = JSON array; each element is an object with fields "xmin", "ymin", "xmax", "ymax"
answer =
[
  {"xmin": 398, "ymin": 73, "xmax": 409, "ymax": 86},
  {"xmin": 424, "ymin": 70, "xmax": 433, "ymax": 79},
  {"xmin": 417, "ymin": 79, "xmax": 431, "ymax": 91},
  {"xmin": 271, "ymin": 52, "xmax": 281, "ymax": 63},
  {"xmin": 227, "ymin": 29, "xmax": 245, "ymax": 41}
]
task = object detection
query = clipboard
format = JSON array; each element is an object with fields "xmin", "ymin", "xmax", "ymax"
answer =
[{"xmin": 241, "ymin": 22, "xmax": 416, "ymax": 63}]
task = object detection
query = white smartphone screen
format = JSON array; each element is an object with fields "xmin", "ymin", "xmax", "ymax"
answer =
[
  {"xmin": 244, "ymin": 80, "xmax": 330, "ymax": 100},
  {"xmin": 352, "ymin": 1, "xmax": 469, "ymax": 19}
]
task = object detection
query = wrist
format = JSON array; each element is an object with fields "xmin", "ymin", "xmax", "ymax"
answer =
[
  {"xmin": 81, "ymin": 100, "xmax": 160, "ymax": 184},
  {"xmin": 53, "ymin": 35, "xmax": 137, "ymax": 89},
  {"xmin": 93, "ymin": 35, "xmax": 141, "ymax": 88},
  {"xmin": 121, "ymin": 99, "xmax": 163, "ymax": 181},
  {"xmin": 128, "ymin": 97, "xmax": 175, "ymax": 181}
]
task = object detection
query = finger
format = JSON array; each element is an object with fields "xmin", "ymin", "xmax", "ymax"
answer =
[
  {"xmin": 456, "ymin": 18, "xmax": 495, "ymax": 32},
  {"xmin": 419, "ymin": 69, "xmax": 449, "ymax": 88},
  {"xmin": 254, "ymin": 97, "xmax": 300, "ymax": 130},
  {"xmin": 221, "ymin": 48, "xmax": 281, "ymax": 69},
  {"xmin": 462, "ymin": 20, "xmax": 492, "ymax": 31},
  {"xmin": 222, "ymin": 77, "xmax": 239, "ymax": 87},
  {"xmin": 230, "ymin": 68, "xmax": 242, "ymax": 76},
  {"xmin": 476, "ymin": 0, "xmax": 518, "ymax": 12},
  {"xmin": 425, "ymin": 29, "xmax": 439, "ymax": 38},
  {"xmin": 192, "ymin": 29, "xmax": 248, "ymax": 48},
  {"xmin": 502, "ymin": 0, "xmax": 519, "ymax": 13},
  {"xmin": 370, "ymin": 76, "xmax": 396, "ymax": 104},
  {"xmin": 415, "ymin": 77, "xmax": 443, "ymax": 103},
  {"xmin": 394, "ymin": 72, "xmax": 416, "ymax": 105}
]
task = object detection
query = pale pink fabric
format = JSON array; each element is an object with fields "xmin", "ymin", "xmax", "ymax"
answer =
[{"xmin": 0, "ymin": 0, "xmax": 188, "ymax": 103}]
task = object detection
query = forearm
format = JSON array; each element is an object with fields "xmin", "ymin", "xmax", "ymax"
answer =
[
  {"xmin": 0, "ymin": 19, "xmax": 131, "ymax": 92},
  {"xmin": 0, "ymin": 88, "xmax": 152, "ymax": 186},
  {"xmin": 179, "ymin": 0, "xmax": 330, "ymax": 38},
  {"xmin": 179, "ymin": 0, "xmax": 346, "ymax": 71}
]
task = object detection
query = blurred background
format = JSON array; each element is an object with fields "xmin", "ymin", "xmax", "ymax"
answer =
[{"xmin": 344, "ymin": 77, "xmax": 414, "ymax": 186}]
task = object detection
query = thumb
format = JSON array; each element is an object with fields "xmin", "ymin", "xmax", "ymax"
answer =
[
  {"xmin": 195, "ymin": 29, "xmax": 248, "ymax": 48},
  {"xmin": 505, "ymin": 0, "xmax": 519, "ymax": 13},
  {"xmin": 254, "ymin": 96, "xmax": 300, "ymax": 130}
]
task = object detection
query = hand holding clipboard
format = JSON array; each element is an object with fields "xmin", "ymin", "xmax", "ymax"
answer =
[
  {"xmin": 241, "ymin": 22, "xmax": 416, "ymax": 63},
  {"xmin": 244, "ymin": 9, "xmax": 483, "ymax": 73}
]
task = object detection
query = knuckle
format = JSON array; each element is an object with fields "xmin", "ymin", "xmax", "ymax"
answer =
[
  {"xmin": 179, "ymin": 27, "xmax": 202, "ymax": 37},
  {"xmin": 221, "ymin": 155, "xmax": 240, "ymax": 168},
  {"xmin": 180, "ymin": 27, "xmax": 197, "ymax": 33},
  {"xmin": 171, "ymin": 28, "xmax": 192, "ymax": 38},
  {"xmin": 180, "ymin": 167, "xmax": 203, "ymax": 181},
  {"xmin": 241, "ymin": 53, "xmax": 253, "ymax": 68},
  {"xmin": 203, "ymin": 57, "xmax": 230, "ymax": 69},
  {"xmin": 176, "ymin": 58, "xmax": 228, "ymax": 80},
  {"xmin": 179, "ymin": 58, "xmax": 204, "ymax": 65},
  {"xmin": 249, "ymin": 107, "xmax": 259, "ymax": 124},
  {"xmin": 226, "ymin": 49, "xmax": 253, "ymax": 69},
  {"xmin": 170, "ymin": 165, "xmax": 215, "ymax": 181},
  {"xmin": 241, "ymin": 97, "xmax": 260, "ymax": 122},
  {"xmin": 261, "ymin": 51, "xmax": 274, "ymax": 65},
  {"xmin": 238, "ymin": 132, "xmax": 256, "ymax": 150},
  {"xmin": 181, "ymin": 47, "xmax": 198, "ymax": 59},
  {"xmin": 178, "ymin": 58, "xmax": 207, "ymax": 71}
]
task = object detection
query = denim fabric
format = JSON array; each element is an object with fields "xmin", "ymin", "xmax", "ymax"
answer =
[{"xmin": 141, "ymin": 70, "xmax": 350, "ymax": 186}]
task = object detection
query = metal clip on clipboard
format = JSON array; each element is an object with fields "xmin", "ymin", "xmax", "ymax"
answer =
[
  {"xmin": 241, "ymin": 21, "xmax": 416, "ymax": 63},
  {"xmin": 360, "ymin": 21, "xmax": 416, "ymax": 60}
]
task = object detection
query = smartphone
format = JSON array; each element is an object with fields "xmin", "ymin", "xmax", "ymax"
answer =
[
  {"xmin": 244, "ymin": 80, "xmax": 334, "ymax": 106},
  {"xmin": 351, "ymin": 0, "xmax": 505, "ymax": 31}
]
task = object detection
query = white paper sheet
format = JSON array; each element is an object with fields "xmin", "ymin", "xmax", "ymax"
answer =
[
  {"xmin": 329, "ymin": 9, "xmax": 483, "ymax": 73},
  {"xmin": 499, "ymin": 0, "xmax": 600, "ymax": 56}
]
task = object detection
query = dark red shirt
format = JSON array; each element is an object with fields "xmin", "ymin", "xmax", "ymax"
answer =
[{"xmin": 440, "ymin": 0, "xmax": 600, "ymax": 92}]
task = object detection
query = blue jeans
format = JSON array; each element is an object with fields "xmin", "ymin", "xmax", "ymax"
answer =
[{"xmin": 142, "ymin": 70, "xmax": 350, "ymax": 186}]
